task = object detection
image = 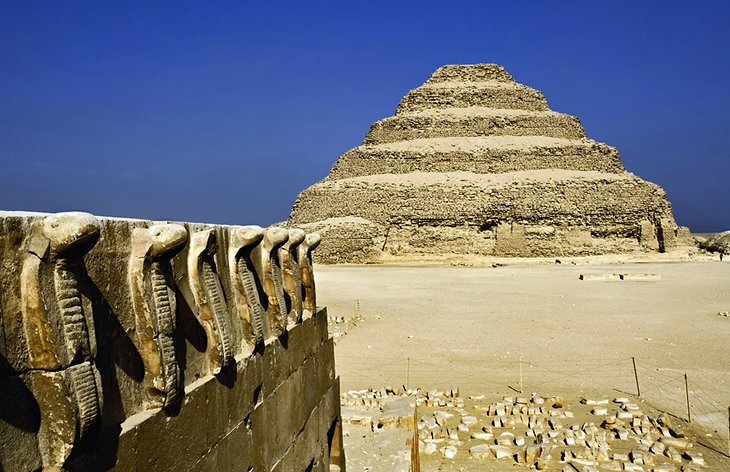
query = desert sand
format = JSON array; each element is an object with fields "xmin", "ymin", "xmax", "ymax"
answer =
[{"xmin": 316, "ymin": 256, "xmax": 730, "ymax": 470}]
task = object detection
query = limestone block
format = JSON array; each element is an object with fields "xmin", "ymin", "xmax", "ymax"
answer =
[
  {"xmin": 579, "ymin": 273, "xmax": 621, "ymax": 281},
  {"xmin": 675, "ymin": 226, "xmax": 694, "ymax": 246},
  {"xmin": 439, "ymin": 445, "xmax": 457, "ymax": 458},
  {"xmin": 566, "ymin": 228, "xmax": 593, "ymax": 247},
  {"xmin": 640, "ymin": 219, "xmax": 659, "ymax": 250},
  {"xmin": 469, "ymin": 443, "xmax": 491, "ymax": 459},
  {"xmin": 491, "ymin": 445, "xmax": 513, "ymax": 459},
  {"xmin": 497, "ymin": 431, "xmax": 515, "ymax": 445},
  {"xmin": 471, "ymin": 431, "xmax": 493, "ymax": 441},
  {"xmin": 619, "ymin": 273, "xmax": 661, "ymax": 281},
  {"xmin": 659, "ymin": 437, "xmax": 692, "ymax": 449},
  {"xmin": 526, "ymin": 444, "xmax": 540, "ymax": 464},
  {"xmin": 124, "ymin": 375, "xmax": 210, "ymax": 470}
]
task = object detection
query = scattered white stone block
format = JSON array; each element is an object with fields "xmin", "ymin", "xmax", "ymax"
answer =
[
  {"xmin": 659, "ymin": 437, "xmax": 692, "ymax": 449},
  {"xmin": 601, "ymin": 461, "xmax": 622, "ymax": 471},
  {"xmin": 571, "ymin": 458, "xmax": 598, "ymax": 467},
  {"xmin": 683, "ymin": 451, "xmax": 704, "ymax": 466},
  {"xmin": 433, "ymin": 410, "xmax": 453, "ymax": 425},
  {"xmin": 664, "ymin": 445, "xmax": 683, "ymax": 462},
  {"xmin": 423, "ymin": 442, "xmax": 437, "ymax": 455},
  {"xmin": 470, "ymin": 431, "xmax": 493, "ymax": 441},
  {"xmin": 538, "ymin": 445, "xmax": 554, "ymax": 461},
  {"xmin": 591, "ymin": 407, "xmax": 608, "ymax": 415},
  {"xmin": 579, "ymin": 273, "xmax": 621, "ymax": 281},
  {"xmin": 497, "ymin": 431, "xmax": 515, "ymax": 445},
  {"xmin": 525, "ymin": 444, "xmax": 540, "ymax": 464},
  {"xmin": 630, "ymin": 449, "xmax": 645, "ymax": 464},
  {"xmin": 469, "ymin": 443, "xmax": 490, "ymax": 459},
  {"xmin": 461, "ymin": 415, "xmax": 477, "ymax": 425},
  {"xmin": 619, "ymin": 273, "xmax": 661, "ymax": 281},
  {"xmin": 440, "ymin": 445, "xmax": 457, "ymax": 459},
  {"xmin": 491, "ymin": 445, "xmax": 512, "ymax": 459}
]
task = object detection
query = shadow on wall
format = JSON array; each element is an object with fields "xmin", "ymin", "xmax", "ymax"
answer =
[{"xmin": 0, "ymin": 353, "xmax": 40, "ymax": 433}]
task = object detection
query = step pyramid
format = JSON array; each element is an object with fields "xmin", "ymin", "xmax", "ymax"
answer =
[{"xmin": 288, "ymin": 64, "xmax": 692, "ymax": 262}]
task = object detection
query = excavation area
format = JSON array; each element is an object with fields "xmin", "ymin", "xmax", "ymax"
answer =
[{"xmin": 316, "ymin": 258, "xmax": 730, "ymax": 471}]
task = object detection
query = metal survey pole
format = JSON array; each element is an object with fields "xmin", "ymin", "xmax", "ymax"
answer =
[
  {"xmin": 684, "ymin": 373, "xmax": 691, "ymax": 423},
  {"xmin": 406, "ymin": 357, "xmax": 410, "ymax": 391},
  {"xmin": 411, "ymin": 401, "xmax": 420, "ymax": 472},
  {"xmin": 519, "ymin": 356, "xmax": 524, "ymax": 394},
  {"xmin": 632, "ymin": 357, "xmax": 641, "ymax": 396}
]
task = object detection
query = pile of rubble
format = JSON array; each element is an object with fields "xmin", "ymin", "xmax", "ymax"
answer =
[
  {"xmin": 418, "ymin": 394, "xmax": 705, "ymax": 470},
  {"xmin": 340, "ymin": 387, "xmax": 711, "ymax": 470},
  {"xmin": 327, "ymin": 313, "xmax": 365, "ymax": 341}
]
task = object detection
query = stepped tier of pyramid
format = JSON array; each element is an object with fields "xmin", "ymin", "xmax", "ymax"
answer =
[{"xmin": 288, "ymin": 64, "xmax": 692, "ymax": 263}]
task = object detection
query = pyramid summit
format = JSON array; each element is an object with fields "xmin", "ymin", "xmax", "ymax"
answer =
[{"xmin": 288, "ymin": 63, "xmax": 692, "ymax": 262}]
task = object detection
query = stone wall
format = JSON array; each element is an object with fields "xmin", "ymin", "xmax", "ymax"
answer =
[{"xmin": 0, "ymin": 211, "xmax": 344, "ymax": 471}]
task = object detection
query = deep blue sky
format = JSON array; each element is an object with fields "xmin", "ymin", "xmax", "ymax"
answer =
[{"xmin": 1, "ymin": 2, "xmax": 728, "ymax": 231}]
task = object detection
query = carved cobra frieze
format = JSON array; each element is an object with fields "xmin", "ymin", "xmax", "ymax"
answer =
[
  {"xmin": 188, "ymin": 229, "xmax": 234, "ymax": 374},
  {"xmin": 280, "ymin": 228, "xmax": 305, "ymax": 327},
  {"xmin": 297, "ymin": 232, "xmax": 321, "ymax": 317},
  {"xmin": 20, "ymin": 212, "xmax": 102, "ymax": 468},
  {"xmin": 129, "ymin": 224, "xmax": 187, "ymax": 408},
  {"xmin": 227, "ymin": 225, "xmax": 266, "ymax": 350},
  {"xmin": 259, "ymin": 227, "xmax": 289, "ymax": 339}
]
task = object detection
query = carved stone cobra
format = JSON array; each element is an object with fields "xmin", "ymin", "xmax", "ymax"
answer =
[
  {"xmin": 227, "ymin": 225, "xmax": 266, "ymax": 350},
  {"xmin": 280, "ymin": 228, "xmax": 305, "ymax": 327},
  {"xmin": 129, "ymin": 224, "xmax": 187, "ymax": 408},
  {"xmin": 259, "ymin": 227, "xmax": 289, "ymax": 339},
  {"xmin": 188, "ymin": 229, "xmax": 234, "ymax": 374},
  {"xmin": 20, "ymin": 212, "xmax": 102, "ymax": 468},
  {"xmin": 297, "ymin": 232, "xmax": 321, "ymax": 317}
]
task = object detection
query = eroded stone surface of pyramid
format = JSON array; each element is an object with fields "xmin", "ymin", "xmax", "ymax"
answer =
[{"xmin": 288, "ymin": 64, "xmax": 692, "ymax": 262}]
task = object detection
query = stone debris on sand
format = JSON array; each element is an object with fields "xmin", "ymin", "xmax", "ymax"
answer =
[{"xmin": 340, "ymin": 387, "xmax": 718, "ymax": 471}]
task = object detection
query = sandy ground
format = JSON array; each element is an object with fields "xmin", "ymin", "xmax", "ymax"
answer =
[{"xmin": 316, "ymin": 257, "xmax": 730, "ymax": 470}]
